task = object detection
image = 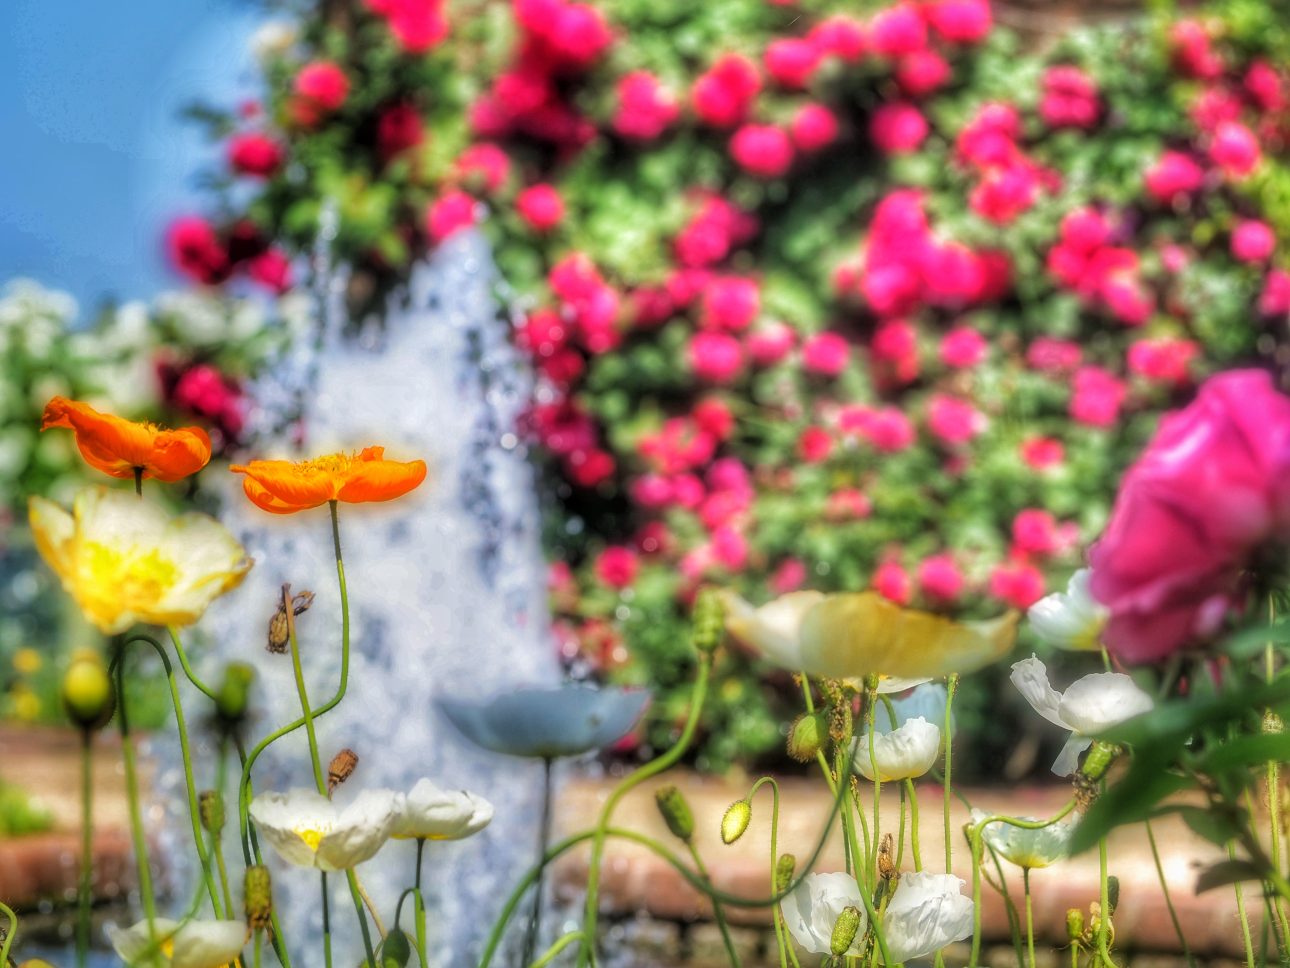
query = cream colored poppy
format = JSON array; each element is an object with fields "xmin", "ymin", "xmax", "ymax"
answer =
[
  {"xmin": 1028, "ymin": 569, "xmax": 1106, "ymax": 651},
  {"xmin": 970, "ymin": 809, "xmax": 1074, "ymax": 870},
  {"xmin": 28, "ymin": 487, "xmax": 251, "ymax": 635},
  {"xmin": 106, "ymin": 917, "xmax": 247, "ymax": 968},
  {"xmin": 249, "ymin": 788, "xmax": 401, "ymax": 871},
  {"xmin": 392, "ymin": 779, "xmax": 493, "ymax": 840},
  {"xmin": 853, "ymin": 717, "xmax": 942, "ymax": 782}
]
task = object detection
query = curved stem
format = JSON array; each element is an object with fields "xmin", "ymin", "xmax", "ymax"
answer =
[
  {"xmin": 943, "ymin": 674, "xmax": 959, "ymax": 875},
  {"xmin": 748, "ymin": 777, "xmax": 787, "ymax": 968},
  {"xmin": 120, "ymin": 634, "xmax": 223, "ymax": 916},
  {"xmin": 577, "ymin": 651, "xmax": 713, "ymax": 966},
  {"xmin": 1, "ymin": 900, "xmax": 17, "ymax": 965},
  {"xmin": 529, "ymin": 931, "xmax": 586, "ymax": 968},
  {"xmin": 114, "ymin": 646, "xmax": 160, "ymax": 957},
  {"xmin": 1145, "ymin": 818, "xmax": 1195, "ymax": 967},
  {"xmin": 1096, "ymin": 834, "xmax": 1119, "ymax": 967},
  {"xmin": 167, "ymin": 626, "xmax": 219, "ymax": 701},
  {"xmin": 866, "ymin": 685, "xmax": 881, "ymax": 887},
  {"xmin": 523, "ymin": 758, "xmax": 554, "ymax": 966},
  {"xmin": 76, "ymin": 730, "xmax": 93, "ymax": 968},
  {"xmin": 1231, "ymin": 841, "xmax": 1256, "ymax": 968},
  {"xmin": 686, "ymin": 839, "xmax": 740, "ymax": 967}
]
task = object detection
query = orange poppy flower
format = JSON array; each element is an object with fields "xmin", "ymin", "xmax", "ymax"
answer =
[
  {"xmin": 42, "ymin": 397, "xmax": 211, "ymax": 483},
  {"xmin": 230, "ymin": 447, "xmax": 427, "ymax": 514}
]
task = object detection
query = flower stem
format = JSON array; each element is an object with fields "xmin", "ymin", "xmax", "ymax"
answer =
[
  {"xmin": 686, "ymin": 840, "xmax": 741, "ymax": 967},
  {"xmin": 414, "ymin": 839, "xmax": 429, "ymax": 968},
  {"xmin": 254, "ymin": 929, "xmax": 264, "ymax": 968},
  {"xmin": 133, "ymin": 466, "xmax": 143, "ymax": 497},
  {"xmin": 1023, "ymin": 868, "xmax": 1035, "ymax": 968},
  {"xmin": 577, "ymin": 651, "xmax": 713, "ymax": 967},
  {"xmin": 1231, "ymin": 840, "xmax": 1257, "ymax": 968},
  {"xmin": 866, "ymin": 684, "xmax": 881, "ymax": 887},
  {"xmin": 944, "ymin": 674, "xmax": 958, "ymax": 875},
  {"xmin": 321, "ymin": 873, "xmax": 333, "ymax": 968},
  {"xmin": 749, "ymin": 776, "xmax": 787, "ymax": 968},
  {"xmin": 529, "ymin": 931, "xmax": 586, "ymax": 967},
  {"xmin": 76, "ymin": 729, "xmax": 93, "ymax": 968},
  {"xmin": 523, "ymin": 758, "xmax": 554, "ymax": 966},
  {"xmin": 213, "ymin": 737, "xmax": 236, "ymax": 919},
  {"xmin": 1145, "ymin": 818, "xmax": 1195, "ymax": 967},
  {"xmin": 114, "ymin": 650, "xmax": 160, "ymax": 957},
  {"xmin": 1096, "ymin": 835, "xmax": 1118, "ymax": 967},
  {"xmin": 904, "ymin": 779, "xmax": 922, "ymax": 872},
  {"xmin": 0, "ymin": 901, "xmax": 17, "ymax": 965}
]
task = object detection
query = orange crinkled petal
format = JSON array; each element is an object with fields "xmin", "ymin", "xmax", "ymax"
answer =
[
  {"xmin": 337, "ymin": 457, "xmax": 427, "ymax": 504},
  {"xmin": 230, "ymin": 460, "xmax": 339, "ymax": 512}
]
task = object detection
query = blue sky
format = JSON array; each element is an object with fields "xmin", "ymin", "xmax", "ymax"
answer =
[{"xmin": 0, "ymin": 0, "xmax": 261, "ymax": 311}]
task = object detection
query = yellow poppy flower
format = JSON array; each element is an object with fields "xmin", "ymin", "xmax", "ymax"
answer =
[{"xmin": 28, "ymin": 487, "xmax": 252, "ymax": 635}]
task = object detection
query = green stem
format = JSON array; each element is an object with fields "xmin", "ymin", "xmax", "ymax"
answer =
[
  {"xmin": 321, "ymin": 873, "xmax": 333, "ymax": 968},
  {"xmin": 529, "ymin": 931, "xmax": 586, "ymax": 968},
  {"xmin": 76, "ymin": 729, "xmax": 93, "ymax": 968},
  {"xmin": 1, "ymin": 900, "xmax": 17, "ymax": 965},
  {"xmin": 748, "ymin": 776, "xmax": 788, "ymax": 968},
  {"xmin": 1231, "ymin": 841, "xmax": 1257, "ymax": 968},
  {"xmin": 866, "ymin": 685, "xmax": 881, "ymax": 888},
  {"xmin": 944, "ymin": 674, "xmax": 958, "ymax": 875},
  {"xmin": 414, "ymin": 839, "xmax": 429, "ymax": 967},
  {"xmin": 1097, "ymin": 835, "xmax": 1118, "ymax": 967},
  {"xmin": 1145, "ymin": 818, "xmax": 1195, "ymax": 967},
  {"xmin": 687, "ymin": 840, "xmax": 740, "ymax": 967},
  {"xmin": 904, "ymin": 779, "xmax": 922, "ymax": 872},
  {"xmin": 1023, "ymin": 868, "xmax": 1035, "ymax": 968},
  {"xmin": 213, "ymin": 736, "xmax": 236, "ymax": 920},
  {"xmin": 234, "ymin": 735, "xmax": 292, "ymax": 968},
  {"xmin": 167, "ymin": 626, "xmax": 218, "ymax": 701},
  {"xmin": 523, "ymin": 759, "xmax": 554, "ymax": 966},
  {"xmin": 254, "ymin": 929, "xmax": 264, "ymax": 968},
  {"xmin": 114, "ymin": 649, "xmax": 160, "ymax": 958},
  {"xmin": 577, "ymin": 651, "xmax": 713, "ymax": 966}
]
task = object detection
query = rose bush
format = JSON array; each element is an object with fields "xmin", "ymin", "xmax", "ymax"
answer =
[{"xmin": 174, "ymin": 0, "xmax": 1290, "ymax": 768}]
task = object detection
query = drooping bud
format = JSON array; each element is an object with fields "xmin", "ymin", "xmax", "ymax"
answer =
[
  {"xmin": 721, "ymin": 799, "xmax": 752, "ymax": 844},
  {"xmin": 266, "ymin": 584, "xmax": 313, "ymax": 654},
  {"xmin": 787, "ymin": 712, "xmax": 827, "ymax": 763},
  {"xmin": 380, "ymin": 926, "xmax": 412, "ymax": 967},
  {"xmin": 775, "ymin": 853, "xmax": 796, "ymax": 893},
  {"xmin": 215, "ymin": 662, "xmax": 256, "ymax": 725},
  {"xmin": 654, "ymin": 785, "xmax": 695, "ymax": 842},
  {"xmin": 61, "ymin": 649, "xmax": 114, "ymax": 731},
  {"xmin": 328, "ymin": 748, "xmax": 359, "ymax": 793},
  {"xmin": 199, "ymin": 790, "xmax": 225, "ymax": 835},
  {"xmin": 1065, "ymin": 908, "xmax": 1084, "ymax": 942},
  {"xmin": 690, "ymin": 586, "xmax": 725, "ymax": 654},
  {"xmin": 244, "ymin": 864, "xmax": 273, "ymax": 930},
  {"xmin": 830, "ymin": 905, "xmax": 863, "ymax": 956}
]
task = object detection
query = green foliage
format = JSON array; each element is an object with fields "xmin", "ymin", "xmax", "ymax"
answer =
[{"xmin": 0, "ymin": 782, "xmax": 54, "ymax": 838}]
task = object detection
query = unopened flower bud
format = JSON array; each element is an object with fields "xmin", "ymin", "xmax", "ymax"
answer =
[
  {"xmin": 775, "ymin": 853, "xmax": 796, "ymax": 892},
  {"xmin": 829, "ymin": 701, "xmax": 853, "ymax": 750},
  {"xmin": 61, "ymin": 649, "xmax": 114, "ymax": 731},
  {"xmin": 1065, "ymin": 908, "xmax": 1084, "ymax": 941},
  {"xmin": 691, "ymin": 587, "xmax": 725, "ymax": 654},
  {"xmin": 830, "ymin": 905, "xmax": 863, "ymax": 956},
  {"xmin": 199, "ymin": 790, "xmax": 225, "ymax": 835},
  {"xmin": 244, "ymin": 864, "xmax": 273, "ymax": 930},
  {"xmin": 18, "ymin": 961, "xmax": 61, "ymax": 968},
  {"xmin": 380, "ymin": 926, "xmax": 412, "ymax": 967},
  {"xmin": 787, "ymin": 712, "xmax": 826, "ymax": 763},
  {"xmin": 328, "ymin": 748, "xmax": 359, "ymax": 793},
  {"xmin": 654, "ymin": 785, "xmax": 695, "ymax": 842},
  {"xmin": 215, "ymin": 662, "xmax": 256, "ymax": 725},
  {"xmin": 721, "ymin": 799, "xmax": 752, "ymax": 844},
  {"xmin": 1079, "ymin": 740, "xmax": 1118, "ymax": 783}
]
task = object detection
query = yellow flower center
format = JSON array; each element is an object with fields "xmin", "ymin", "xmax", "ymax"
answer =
[
  {"xmin": 297, "ymin": 452, "xmax": 356, "ymax": 475},
  {"xmin": 160, "ymin": 938, "xmax": 175, "ymax": 958},
  {"xmin": 83, "ymin": 542, "xmax": 179, "ymax": 604},
  {"xmin": 294, "ymin": 827, "xmax": 328, "ymax": 851}
]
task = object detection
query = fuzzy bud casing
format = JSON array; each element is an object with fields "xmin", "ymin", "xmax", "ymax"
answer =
[
  {"xmin": 654, "ymin": 785, "xmax": 695, "ymax": 842},
  {"xmin": 690, "ymin": 586, "xmax": 725, "ymax": 654},
  {"xmin": 380, "ymin": 927, "xmax": 412, "ymax": 966},
  {"xmin": 830, "ymin": 905, "xmax": 862, "ymax": 955},
  {"xmin": 775, "ymin": 853, "xmax": 796, "ymax": 892},
  {"xmin": 244, "ymin": 864, "xmax": 273, "ymax": 929},
  {"xmin": 199, "ymin": 790, "xmax": 225, "ymax": 834},
  {"xmin": 721, "ymin": 799, "xmax": 752, "ymax": 844},
  {"xmin": 787, "ymin": 712, "xmax": 826, "ymax": 762}
]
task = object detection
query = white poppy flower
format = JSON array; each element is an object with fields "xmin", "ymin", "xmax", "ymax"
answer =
[
  {"xmin": 107, "ymin": 917, "xmax": 247, "ymax": 968},
  {"xmin": 392, "ymin": 779, "xmax": 493, "ymax": 840},
  {"xmin": 970, "ymin": 809, "xmax": 1074, "ymax": 870},
  {"xmin": 1028, "ymin": 569, "xmax": 1106, "ymax": 651},
  {"xmin": 1010, "ymin": 655, "xmax": 1154, "ymax": 776},
  {"xmin": 250, "ymin": 21, "xmax": 298, "ymax": 63},
  {"xmin": 721, "ymin": 590, "xmax": 825, "ymax": 670},
  {"xmin": 779, "ymin": 872, "xmax": 868, "ymax": 956},
  {"xmin": 249, "ymin": 788, "xmax": 401, "ymax": 871},
  {"xmin": 874, "ymin": 683, "xmax": 950, "ymax": 735},
  {"xmin": 881, "ymin": 871, "xmax": 974, "ymax": 963},
  {"xmin": 853, "ymin": 717, "xmax": 942, "ymax": 782}
]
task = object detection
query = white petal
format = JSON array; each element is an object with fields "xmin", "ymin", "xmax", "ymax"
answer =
[
  {"xmin": 874, "ymin": 676, "xmax": 933, "ymax": 695},
  {"xmin": 107, "ymin": 918, "xmax": 182, "ymax": 965},
  {"xmin": 1051, "ymin": 733, "xmax": 1092, "ymax": 777},
  {"xmin": 1058, "ymin": 672, "xmax": 1154, "ymax": 735},
  {"xmin": 881, "ymin": 872, "xmax": 974, "ymax": 963},
  {"xmin": 1009, "ymin": 655, "xmax": 1070, "ymax": 730},
  {"xmin": 394, "ymin": 779, "xmax": 494, "ymax": 840},
  {"xmin": 1027, "ymin": 570, "xmax": 1106, "ymax": 651},
  {"xmin": 316, "ymin": 788, "xmax": 401, "ymax": 871},
  {"xmin": 779, "ymin": 872, "xmax": 867, "ymax": 956},
  {"xmin": 974, "ymin": 810, "xmax": 1074, "ymax": 869},
  {"xmin": 171, "ymin": 920, "xmax": 250, "ymax": 968},
  {"xmin": 722, "ymin": 590, "xmax": 824, "ymax": 670},
  {"xmin": 249, "ymin": 789, "xmax": 337, "ymax": 869},
  {"xmin": 853, "ymin": 718, "xmax": 942, "ymax": 782}
]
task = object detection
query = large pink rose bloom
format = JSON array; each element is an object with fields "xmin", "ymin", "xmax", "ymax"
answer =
[{"xmin": 1089, "ymin": 370, "xmax": 1290, "ymax": 663}]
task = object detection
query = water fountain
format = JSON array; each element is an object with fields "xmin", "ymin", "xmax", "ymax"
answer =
[{"xmin": 177, "ymin": 229, "xmax": 562, "ymax": 966}]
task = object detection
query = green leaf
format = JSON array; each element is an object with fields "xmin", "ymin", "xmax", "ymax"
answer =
[
  {"xmin": 1192, "ymin": 734, "xmax": 1290, "ymax": 775},
  {"xmin": 1068, "ymin": 757, "xmax": 1188, "ymax": 855},
  {"xmin": 1195, "ymin": 859, "xmax": 1265, "ymax": 894}
]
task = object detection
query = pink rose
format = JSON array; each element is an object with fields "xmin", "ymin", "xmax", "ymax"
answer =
[
  {"xmin": 1026, "ymin": 337, "xmax": 1082, "ymax": 372},
  {"xmin": 988, "ymin": 561, "xmax": 1045, "ymax": 609},
  {"xmin": 747, "ymin": 322, "xmax": 797, "ymax": 366},
  {"xmin": 455, "ymin": 143, "xmax": 511, "ymax": 193},
  {"xmin": 969, "ymin": 163, "xmax": 1040, "ymax": 224},
  {"xmin": 857, "ymin": 407, "xmax": 915, "ymax": 452},
  {"xmin": 1070, "ymin": 366, "xmax": 1126, "ymax": 428},
  {"xmin": 873, "ymin": 560, "xmax": 912, "ymax": 605},
  {"xmin": 425, "ymin": 190, "xmax": 478, "ymax": 243},
  {"xmin": 701, "ymin": 275, "xmax": 760, "ymax": 331},
  {"xmin": 368, "ymin": 0, "xmax": 449, "ymax": 52},
  {"xmin": 870, "ymin": 102, "xmax": 929, "ymax": 155},
  {"xmin": 896, "ymin": 50, "xmax": 951, "ymax": 97},
  {"xmin": 1012, "ymin": 508, "xmax": 1061, "ymax": 556},
  {"xmin": 692, "ymin": 54, "xmax": 761, "ymax": 127},
  {"xmin": 1089, "ymin": 370, "xmax": 1290, "ymax": 662},
  {"xmin": 1231, "ymin": 219, "xmax": 1276, "ymax": 264},
  {"xmin": 694, "ymin": 399, "xmax": 736, "ymax": 441},
  {"xmin": 730, "ymin": 124, "xmax": 795, "ymax": 178},
  {"xmin": 1261, "ymin": 269, "xmax": 1290, "ymax": 317},
  {"xmin": 1039, "ymin": 66, "xmax": 1100, "ymax": 129},
  {"xmin": 1170, "ymin": 19, "xmax": 1223, "ymax": 80},
  {"xmin": 801, "ymin": 331, "xmax": 850, "ymax": 377},
  {"xmin": 955, "ymin": 102, "xmax": 1021, "ymax": 169},
  {"xmin": 630, "ymin": 474, "xmax": 673, "ymax": 509},
  {"xmin": 918, "ymin": 554, "xmax": 964, "ymax": 604},
  {"xmin": 247, "ymin": 248, "xmax": 292, "ymax": 294},
  {"xmin": 565, "ymin": 448, "xmax": 615, "ymax": 488},
  {"xmin": 790, "ymin": 103, "xmax": 840, "ymax": 152},
  {"xmin": 870, "ymin": 3, "xmax": 927, "ymax": 58},
  {"xmin": 166, "ymin": 216, "xmax": 229, "ymax": 286},
  {"xmin": 1209, "ymin": 122, "xmax": 1261, "ymax": 179},
  {"xmin": 711, "ymin": 526, "xmax": 749, "ymax": 571},
  {"xmin": 1144, "ymin": 150, "xmax": 1205, "ymax": 203},
  {"xmin": 826, "ymin": 487, "xmax": 872, "ymax": 520},
  {"xmin": 1127, "ymin": 338, "xmax": 1199, "ymax": 384},
  {"xmin": 939, "ymin": 325, "xmax": 987, "ymax": 368},
  {"xmin": 227, "ymin": 133, "xmax": 284, "ymax": 177},
  {"xmin": 613, "ymin": 71, "xmax": 679, "ymax": 140},
  {"xmin": 1245, "ymin": 60, "xmax": 1286, "ymax": 113},
  {"xmin": 771, "ymin": 558, "xmax": 809, "ymax": 595},
  {"xmin": 688, "ymin": 331, "xmax": 744, "ymax": 383},
  {"xmin": 764, "ymin": 38, "xmax": 821, "ymax": 89},
  {"xmin": 1020, "ymin": 436, "xmax": 1064, "ymax": 470},
  {"xmin": 809, "ymin": 16, "xmax": 867, "ymax": 62},
  {"xmin": 927, "ymin": 394, "xmax": 984, "ymax": 445},
  {"xmin": 926, "ymin": 0, "xmax": 992, "ymax": 44},
  {"xmin": 595, "ymin": 546, "xmax": 639, "ymax": 589},
  {"xmin": 517, "ymin": 184, "xmax": 565, "ymax": 232},
  {"xmin": 293, "ymin": 60, "xmax": 350, "ymax": 114},
  {"xmin": 798, "ymin": 426, "xmax": 833, "ymax": 463},
  {"xmin": 376, "ymin": 103, "xmax": 425, "ymax": 162}
]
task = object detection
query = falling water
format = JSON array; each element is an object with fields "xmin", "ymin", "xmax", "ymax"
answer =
[{"xmin": 182, "ymin": 230, "xmax": 559, "ymax": 966}]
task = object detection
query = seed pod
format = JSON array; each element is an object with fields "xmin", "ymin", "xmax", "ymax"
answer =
[
  {"xmin": 380, "ymin": 927, "xmax": 412, "ymax": 967},
  {"xmin": 775, "ymin": 853, "xmax": 796, "ymax": 893},
  {"xmin": 654, "ymin": 785, "xmax": 695, "ymax": 843},
  {"xmin": 877, "ymin": 833, "xmax": 895, "ymax": 880},
  {"xmin": 215, "ymin": 662, "xmax": 256, "ymax": 726},
  {"xmin": 1065, "ymin": 908, "xmax": 1084, "ymax": 942},
  {"xmin": 690, "ymin": 586, "xmax": 725, "ymax": 654},
  {"xmin": 328, "ymin": 748, "xmax": 359, "ymax": 793},
  {"xmin": 199, "ymin": 790, "xmax": 225, "ymax": 835},
  {"xmin": 266, "ymin": 605, "xmax": 289, "ymax": 654},
  {"xmin": 830, "ymin": 905, "xmax": 862, "ymax": 956},
  {"xmin": 244, "ymin": 865, "xmax": 272, "ymax": 930},
  {"xmin": 720, "ymin": 799, "xmax": 752, "ymax": 844},
  {"xmin": 290, "ymin": 591, "xmax": 315, "ymax": 616}
]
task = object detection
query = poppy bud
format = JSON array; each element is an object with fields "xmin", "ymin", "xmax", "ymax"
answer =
[
  {"xmin": 721, "ymin": 799, "xmax": 752, "ymax": 844},
  {"xmin": 215, "ymin": 662, "xmax": 256, "ymax": 725},
  {"xmin": 775, "ymin": 853, "xmax": 796, "ymax": 892},
  {"xmin": 787, "ymin": 712, "xmax": 826, "ymax": 762},
  {"xmin": 654, "ymin": 785, "xmax": 695, "ymax": 842},
  {"xmin": 199, "ymin": 790, "xmax": 225, "ymax": 834},
  {"xmin": 328, "ymin": 748, "xmax": 359, "ymax": 793},
  {"xmin": 830, "ymin": 905, "xmax": 862, "ymax": 956},
  {"xmin": 245, "ymin": 864, "xmax": 273, "ymax": 930},
  {"xmin": 1079, "ymin": 740, "xmax": 1118, "ymax": 782},
  {"xmin": 1065, "ymin": 908, "xmax": 1084, "ymax": 942},
  {"xmin": 690, "ymin": 586, "xmax": 725, "ymax": 654},
  {"xmin": 18, "ymin": 961, "xmax": 60, "ymax": 968},
  {"xmin": 61, "ymin": 649, "xmax": 114, "ymax": 731},
  {"xmin": 380, "ymin": 926, "xmax": 412, "ymax": 966},
  {"xmin": 829, "ymin": 701, "xmax": 853, "ymax": 749}
]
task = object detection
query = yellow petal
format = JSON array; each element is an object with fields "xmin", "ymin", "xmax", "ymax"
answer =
[{"xmin": 799, "ymin": 592, "xmax": 1017, "ymax": 680}]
